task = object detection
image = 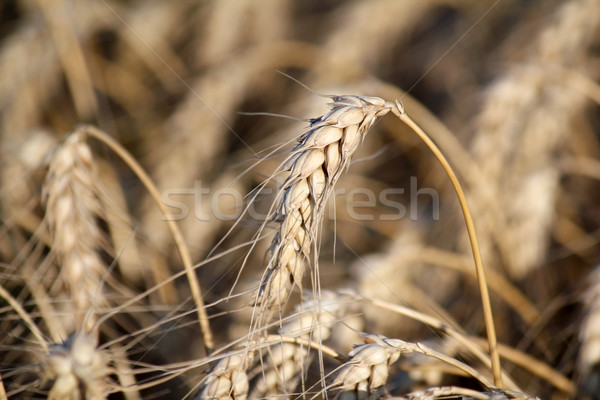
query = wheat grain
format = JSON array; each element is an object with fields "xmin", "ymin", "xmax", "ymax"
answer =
[{"xmin": 42, "ymin": 130, "xmax": 106, "ymax": 330}]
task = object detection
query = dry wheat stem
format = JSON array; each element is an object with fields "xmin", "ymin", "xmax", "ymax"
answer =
[
  {"xmin": 82, "ymin": 125, "xmax": 214, "ymax": 352},
  {"xmin": 394, "ymin": 109, "xmax": 502, "ymax": 388}
]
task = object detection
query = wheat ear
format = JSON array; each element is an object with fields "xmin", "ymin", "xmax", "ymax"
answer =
[
  {"xmin": 257, "ymin": 95, "xmax": 395, "ymax": 312},
  {"xmin": 196, "ymin": 353, "xmax": 250, "ymax": 400},
  {"xmin": 43, "ymin": 130, "xmax": 106, "ymax": 330}
]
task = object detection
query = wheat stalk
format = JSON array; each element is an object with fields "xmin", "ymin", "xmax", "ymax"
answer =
[{"xmin": 231, "ymin": 91, "xmax": 502, "ymax": 395}]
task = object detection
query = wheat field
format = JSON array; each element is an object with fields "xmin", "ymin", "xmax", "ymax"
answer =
[{"xmin": 1, "ymin": 0, "xmax": 600, "ymax": 399}]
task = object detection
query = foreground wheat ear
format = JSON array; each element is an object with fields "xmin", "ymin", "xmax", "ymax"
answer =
[
  {"xmin": 256, "ymin": 95, "xmax": 395, "ymax": 313},
  {"xmin": 42, "ymin": 131, "xmax": 106, "ymax": 331},
  {"xmin": 43, "ymin": 332, "xmax": 107, "ymax": 400}
]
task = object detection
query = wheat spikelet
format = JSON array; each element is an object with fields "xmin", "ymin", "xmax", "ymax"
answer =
[
  {"xmin": 329, "ymin": 334, "xmax": 403, "ymax": 399},
  {"xmin": 44, "ymin": 331, "xmax": 107, "ymax": 400},
  {"xmin": 257, "ymin": 95, "xmax": 397, "ymax": 311},
  {"xmin": 42, "ymin": 130, "xmax": 106, "ymax": 329},
  {"xmin": 196, "ymin": 354, "xmax": 250, "ymax": 400}
]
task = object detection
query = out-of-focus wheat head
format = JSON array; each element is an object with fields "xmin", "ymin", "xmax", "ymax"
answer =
[
  {"xmin": 43, "ymin": 332, "xmax": 107, "ymax": 400},
  {"xmin": 469, "ymin": 0, "xmax": 600, "ymax": 280},
  {"xmin": 42, "ymin": 130, "xmax": 107, "ymax": 330}
]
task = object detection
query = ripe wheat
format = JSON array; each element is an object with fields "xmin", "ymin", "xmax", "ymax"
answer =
[
  {"xmin": 257, "ymin": 95, "xmax": 398, "ymax": 312},
  {"xmin": 42, "ymin": 130, "xmax": 106, "ymax": 330},
  {"xmin": 44, "ymin": 332, "xmax": 107, "ymax": 400}
]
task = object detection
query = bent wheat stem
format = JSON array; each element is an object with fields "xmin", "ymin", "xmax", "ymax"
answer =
[
  {"xmin": 82, "ymin": 125, "xmax": 214, "ymax": 353},
  {"xmin": 392, "ymin": 105, "xmax": 502, "ymax": 388}
]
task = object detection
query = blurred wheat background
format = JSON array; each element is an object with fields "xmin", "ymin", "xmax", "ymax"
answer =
[{"xmin": 1, "ymin": 0, "xmax": 600, "ymax": 399}]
